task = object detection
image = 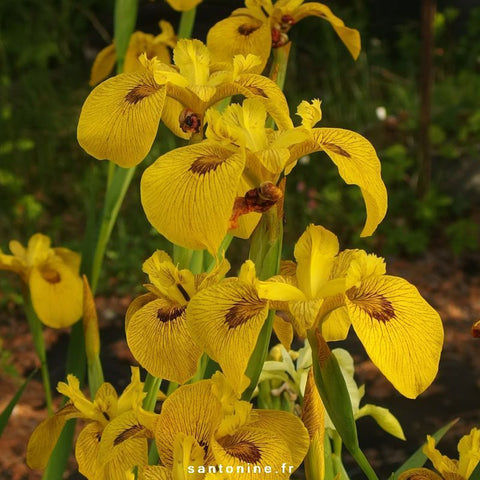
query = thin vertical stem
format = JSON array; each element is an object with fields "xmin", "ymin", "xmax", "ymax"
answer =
[
  {"xmin": 178, "ymin": 7, "xmax": 197, "ymax": 39},
  {"xmin": 24, "ymin": 299, "xmax": 53, "ymax": 415}
]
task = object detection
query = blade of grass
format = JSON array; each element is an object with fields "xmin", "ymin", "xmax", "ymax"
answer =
[{"xmin": 0, "ymin": 369, "xmax": 37, "ymax": 437}]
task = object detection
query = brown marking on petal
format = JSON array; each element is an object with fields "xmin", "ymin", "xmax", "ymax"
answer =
[
  {"xmin": 224, "ymin": 293, "xmax": 267, "ymax": 329},
  {"xmin": 198, "ymin": 439, "xmax": 209, "ymax": 458},
  {"xmin": 113, "ymin": 424, "xmax": 145, "ymax": 446},
  {"xmin": 348, "ymin": 288, "xmax": 396, "ymax": 323},
  {"xmin": 102, "ymin": 411, "xmax": 110, "ymax": 421},
  {"xmin": 188, "ymin": 155, "xmax": 225, "ymax": 175},
  {"xmin": 95, "ymin": 431, "xmax": 102, "ymax": 442},
  {"xmin": 125, "ymin": 83, "xmax": 159, "ymax": 105},
  {"xmin": 323, "ymin": 143, "xmax": 352, "ymax": 158},
  {"xmin": 40, "ymin": 267, "xmax": 61, "ymax": 284},
  {"xmin": 238, "ymin": 23, "xmax": 260, "ymax": 36},
  {"xmin": 244, "ymin": 84, "xmax": 267, "ymax": 98},
  {"xmin": 397, "ymin": 468, "xmax": 443, "ymax": 480},
  {"xmin": 157, "ymin": 304, "xmax": 186, "ymax": 323},
  {"xmin": 221, "ymin": 435, "xmax": 262, "ymax": 464}
]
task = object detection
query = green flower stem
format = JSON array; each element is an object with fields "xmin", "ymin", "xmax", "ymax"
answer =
[
  {"xmin": 332, "ymin": 431, "xmax": 349, "ymax": 480},
  {"xmin": 270, "ymin": 43, "xmax": 291, "ymax": 92},
  {"xmin": 173, "ymin": 244, "xmax": 193, "ymax": 270},
  {"xmin": 143, "ymin": 373, "xmax": 162, "ymax": 412},
  {"xmin": 242, "ymin": 206, "xmax": 283, "ymax": 401},
  {"xmin": 91, "ymin": 165, "xmax": 137, "ymax": 293},
  {"xmin": 87, "ymin": 356, "xmax": 104, "ymax": 398},
  {"xmin": 114, "ymin": 0, "xmax": 138, "ymax": 73},
  {"xmin": 178, "ymin": 7, "xmax": 197, "ymax": 39},
  {"xmin": 24, "ymin": 298, "xmax": 53, "ymax": 416}
]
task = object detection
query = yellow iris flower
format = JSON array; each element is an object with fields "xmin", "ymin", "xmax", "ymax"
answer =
[
  {"xmin": 89, "ymin": 21, "xmax": 177, "ymax": 86},
  {"xmin": 145, "ymin": 371, "xmax": 309, "ymax": 480},
  {"xmin": 207, "ymin": 0, "xmax": 361, "ymax": 74},
  {"xmin": 125, "ymin": 250, "xmax": 229, "ymax": 384},
  {"xmin": 256, "ymin": 224, "xmax": 444, "ymax": 399},
  {"xmin": 399, "ymin": 429, "xmax": 480, "ymax": 480},
  {"xmin": 27, "ymin": 368, "xmax": 157, "ymax": 479},
  {"xmin": 78, "ymin": 39, "xmax": 289, "ymax": 167},
  {"xmin": 141, "ymin": 98, "xmax": 386, "ymax": 254},
  {"xmin": 0, "ymin": 233, "xmax": 83, "ymax": 328}
]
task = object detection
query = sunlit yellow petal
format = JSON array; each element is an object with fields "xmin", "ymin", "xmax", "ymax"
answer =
[
  {"xmin": 294, "ymin": 3, "xmax": 361, "ymax": 60},
  {"xmin": 296, "ymin": 99, "xmax": 322, "ymax": 129},
  {"xmin": 318, "ymin": 297, "xmax": 351, "ymax": 341},
  {"xmin": 291, "ymin": 129, "xmax": 387, "ymax": 236},
  {"xmin": 143, "ymin": 466, "xmax": 173, "ymax": 480},
  {"xmin": 78, "ymin": 69, "xmax": 166, "ymax": 167},
  {"xmin": 52, "ymin": 247, "xmax": 81, "ymax": 273},
  {"xmin": 29, "ymin": 259, "xmax": 83, "ymax": 328},
  {"xmin": 156, "ymin": 380, "xmax": 223, "ymax": 468},
  {"xmin": 398, "ymin": 468, "xmax": 443, "ymax": 480},
  {"xmin": 356, "ymin": 404, "xmax": 405, "ymax": 440},
  {"xmin": 98, "ymin": 410, "xmax": 152, "ymax": 473},
  {"xmin": 212, "ymin": 424, "xmax": 300, "ymax": 480},
  {"xmin": 289, "ymin": 298, "xmax": 323, "ymax": 337},
  {"xmin": 125, "ymin": 293, "xmax": 157, "ymax": 330},
  {"xmin": 75, "ymin": 421, "xmax": 103, "ymax": 480},
  {"xmin": 174, "ymin": 39, "xmax": 210, "ymax": 86},
  {"xmin": 26, "ymin": 233, "xmax": 51, "ymax": 265},
  {"xmin": 26, "ymin": 403, "xmax": 81, "ymax": 470},
  {"xmin": 423, "ymin": 435, "xmax": 459, "ymax": 477},
  {"xmin": 273, "ymin": 314, "xmax": 294, "ymax": 350},
  {"xmin": 0, "ymin": 250, "xmax": 25, "ymax": 276},
  {"xmin": 234, "ymin": 74, "xmax": 293, "ymax": 130},
  {"xmin": 346, "ymin": 275, "xmax": 443, "ymax": 398},
  {"xmin": 57, "ymin": 375, "xmax": 104, "ymax": 422},
  {"xmin": 294, "ymin": 224, "xmax": 339, "ymax": 298},
  {"xmin": 117, "ymin": 367, "xmax": 146, "ymax": 413},
  {"xmin": 207, "ymin": 15, "xmax": 271, "ymax": 74},
  {"xmin": 126, "ymin": 297, "xmax": 202, "ymax": 384},
  {"xmin": 186, "ymin": 279, "xmax": 269, "ymax": 396},
  {"xmin": 251, "ymin": 408, "xmax": 310, "ymax": 468},
  {"xmin": 171, "ymin": 433, "xmax": 205, "ymax": 480},
  {"xmin": 141, "ymin": 143, "xmax": 245, "ymax": 254},
  {"xmin": 93, "ymin": 382, "xmax": 118, "ymax": 421},
  {"xmin": 90, "ymin": 44, "xmax": 117, "ymax": 86},
  {"xmin": 457, "ymin": 428, "xmax": 480, "ymax": 478}
]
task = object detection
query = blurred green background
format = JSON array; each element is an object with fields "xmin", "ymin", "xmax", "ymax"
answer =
[{"xmin": 1, "ymin": 0, "xmax": 479, "ymax": 301}]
